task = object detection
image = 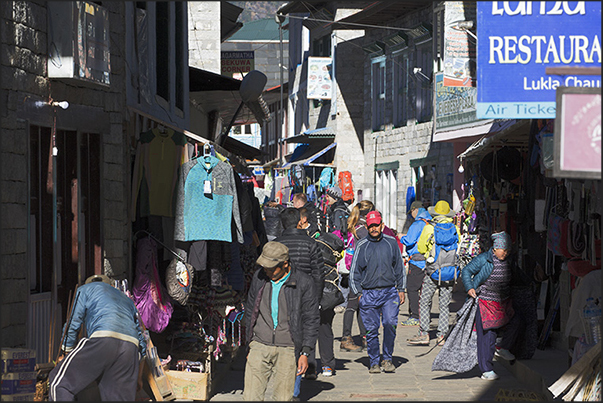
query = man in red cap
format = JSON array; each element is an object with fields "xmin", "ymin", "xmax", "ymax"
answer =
[{"xmin": 349, "ymin": 210, "xmax": 406, "ymax": 374}]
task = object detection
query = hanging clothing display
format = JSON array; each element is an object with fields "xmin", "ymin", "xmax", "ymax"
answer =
[
  {"xmin": 174, "ymin": 154, "xmax": 244, "ymax": 243},
  {"xmin": 131, "ymin": 127, "xmax": 188, "ymax": 218}
]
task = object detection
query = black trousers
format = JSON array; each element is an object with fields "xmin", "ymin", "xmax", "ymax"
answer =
[
  {"xmin": 342, "ymin": 289, "xmax": 366, "ymax": 338},
  {"xmin": 317, "ymin": 308, "xmax": 336, "ymax": 369},
  {"xmin": 406, "ymin": 263, "xmax": 425, "ymax": 320}
]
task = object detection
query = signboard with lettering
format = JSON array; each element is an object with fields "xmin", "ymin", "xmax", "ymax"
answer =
[
  {"xmin": 443, "ymin": 1, "xmax": 476, "ymax": 87},
  {"xmin": 554, "ymin": 87, "xmax": 601, "ymax": 179},
  {"xmin": 307, "ymin": 57, "xmax": 333, "ymax": 100},
  {"xmin": 221, "ymin": 51, "xmax": 255, "ymax": 77},
  {"xmin": 435, "ymin": 73, "xmax": 477, "ymax": 128},
  {"xmin": 477, "ymin": 1, "xmax": 601, "ymax": 119}
]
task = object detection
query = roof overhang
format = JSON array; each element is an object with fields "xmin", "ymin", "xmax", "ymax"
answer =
[
  {"xmin": 189, "ymin": 66, "xmax": 269, "ymax": 126},
  {"xmin": 283, "ymin": 126, "xmax": 336, "ymax": 143},
  {"xmin": 221, "ymin": 1, "xmax": 244, "ymax": 41},
  {"xmin": 326, "ymin": 1, "xmax": 429, "ymax": 30},
  {"xmin": 222, "ymin": 135, "xmax": 268, "ymax": 161},
  {"xmin": 434, "ymin": 119, "xmax": 517, "ymax": 143}
]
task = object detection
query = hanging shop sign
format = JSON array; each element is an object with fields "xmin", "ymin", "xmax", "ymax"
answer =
[
  {"xmin": 221, "ymin": 51, "xmax": 255, "ymax": 77},
  {"xmin": 443, "ymin": 1, "xmax": 476, "ymax": 87},
  {"xmin": 307, "ymin": 57, "xmax": 333, "ymax": 100},
  {"xmin": 435, "ymin": 73, "xmax": 477, "ymax": 129},
  {"xmin": 477, "ymin": 1, "xmax": 601, "ymax": 119},
  {"xmin": 553, "ymin": 87, "xmax": 601, "ymax": 179}
]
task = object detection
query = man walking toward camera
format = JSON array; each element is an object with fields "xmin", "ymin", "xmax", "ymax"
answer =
[
  {"xmin": 349, "ymin": 211, "xmax": 406, "ymax": 373},
  {"xmin": 243, "ymin": 242, "xmax": 319, "ymax": 401}
]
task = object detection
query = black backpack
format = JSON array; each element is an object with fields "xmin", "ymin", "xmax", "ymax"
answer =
[
  {"xmin": 329, "ymin": 205, "xmax": 349, "ymax": 236},
  {"xmin": 315, "ymin": 233, "xmax": 345, "ymax": 268}
]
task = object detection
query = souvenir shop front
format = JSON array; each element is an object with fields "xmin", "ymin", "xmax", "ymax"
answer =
[
  {"xmin": 454, "ymin": 118, "xmax": 601, "ymax": 388},
  {"xmin": 125, "ymin": 108, "xmax": 267, "ymax": 400}
]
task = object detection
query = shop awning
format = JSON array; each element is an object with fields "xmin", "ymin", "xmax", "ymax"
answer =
[
  {"xmin": 458, "ymin": 120, "xmax": 532, "ymax": 160},
  {"xmin": 282, "ymin": 142, "xmax": 337, "ymax": 168},
  {"xmin": 433, "ymin": 119, "xmax": 517, "ymax": 143},
  {"xmin": 222, "ymin": 136, "xmax": 268, "ymax": 161},
  {"xmin": 283, "ymin": 127, "xmax": 336, "ymax": 144}
]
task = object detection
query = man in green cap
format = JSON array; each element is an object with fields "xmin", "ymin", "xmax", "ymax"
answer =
[{"xmin": 243, "ymin": 241, "xmax": 320, "ymax": 401}]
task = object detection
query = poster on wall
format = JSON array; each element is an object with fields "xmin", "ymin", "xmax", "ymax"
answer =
[
  {"xmin": 477, "ymin": 1, "xmax": 601, "ymax": 119},
  {"xmin": 307, "ymin": 57, "xmax": 333, "ymax": 100},
  {"xmin": 443, "ymin": 1, "xmax": 476, "ymax": 87},
  {"xmin": 435, "ymin": 73, "xmax": 477, "ymax": 129},
  {"xmin": 554, "ymin": 87, "xmax": 601, "ymax": 179}
]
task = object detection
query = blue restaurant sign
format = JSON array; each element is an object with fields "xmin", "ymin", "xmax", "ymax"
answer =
[{"xmin": 477, "ymin": 1, "xmax": 601, "ymax": 119}]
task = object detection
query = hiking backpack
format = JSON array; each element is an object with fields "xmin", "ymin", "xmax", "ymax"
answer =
[
  {"xmin": 289, "ymin": 164, "xmax": 306, "ymax": 190},
  {"xmin": 424, "ymin": 221, "xmax": 460, "ymax": 286},
  {"xmin": 329, "ymin": 205, "xmax": 349, "ymax": 236},
  {"xmin": 319, "ymin": 167, "xmax": 335, "ymax": 191},
  {"xmin": 338, "ymin": 171, "xmax": 354, "ymax": 202}
]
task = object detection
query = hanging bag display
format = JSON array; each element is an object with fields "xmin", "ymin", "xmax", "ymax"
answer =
[{"xmin": 166, "ymin": 258, "xmax": 195, "ymax": 305}]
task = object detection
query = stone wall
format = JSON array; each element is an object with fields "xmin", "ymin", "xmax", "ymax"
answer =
[
  {"xmin": 188, "ymin": 2, "xmax": 221, "ymax": 74},
  {"xmin": 1, "ymin": 1, "xmax": 130, "ymax": 347}
]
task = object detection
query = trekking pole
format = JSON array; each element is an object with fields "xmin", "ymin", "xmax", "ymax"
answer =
[{"xmin": 55, "ymin": 285, "xmax": 79, "ymax": 363}]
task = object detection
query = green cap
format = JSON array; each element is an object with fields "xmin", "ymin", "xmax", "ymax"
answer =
[{"xmin": 257, "ymin": 242, "xmax": 289, "ymax": 268}]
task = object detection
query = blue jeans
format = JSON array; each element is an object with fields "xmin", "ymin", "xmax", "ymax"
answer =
[{"xmin": 359, "ymin": 287, "xmax": 400, "ymax": 367}]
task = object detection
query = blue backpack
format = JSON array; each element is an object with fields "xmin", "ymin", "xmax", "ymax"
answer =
[
  {"xmin": 425, "ymin": 221, "xmax": 459, "ymax": 285},
  {"xmin": 306, "ymin": 184, "xmax": 317, "ymax": 203},
  {"xmin": 319, "ymin": 167, "xmax": 335, "ymax": 191}
]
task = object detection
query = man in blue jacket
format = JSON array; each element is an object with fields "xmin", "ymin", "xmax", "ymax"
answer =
[
  {"xmin": 399, "ymin": 201, "xmax": 432, "ymax": 326},
  {"xmin": 350, "ymin": 211, "xmax": 406, "ymax": 374},
  {"xmin": 49, "ymin": 274, "xmax": 147, "ymax": 401}
]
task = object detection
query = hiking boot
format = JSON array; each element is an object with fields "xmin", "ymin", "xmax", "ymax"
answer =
[
  {"xmin": 436, "ymin": 335, "xmax": 445, "ymax": 346},
  {"xmin": 321, "ymin": 366, "xmax": 333, "ymax": 377},
  {"xmin": 481, "ymin": 370, "xmax": 499, "ymax": 380},
  {"xmin": 494, "ymin": 348, "xmax": 516, "ymax": 361},
  {"xmin": 381, "ymin": 360, "xmax": 396, "ymax": 373},
  {"xmin": 340, "ymin": 336, "xmax": 362, "ymax": 352},
  {"xmin": 400, "ymin": 317, "xmax": 420, "ymax": 326},
  {"xmin": 368, "ymin": 364, "xmax": 381, "ymax": 374},
  {"xmin": 407, "ymin": 334, "xmax": 430, "ymax": 346}
]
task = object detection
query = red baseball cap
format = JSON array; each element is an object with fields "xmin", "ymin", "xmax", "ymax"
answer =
[{"xmin": 366, "ymin": 211, "xmax": 382, "ymax": 227}]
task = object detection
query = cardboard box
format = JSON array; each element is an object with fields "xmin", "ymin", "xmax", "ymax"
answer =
[
  {"xmin": 1, "ymin": 350, "xmax": 36, "ymax": 374},
  {"xmin": 0, "ymin": 393, "xmax": 35, "ymax": 401},
  {"xmin": 165, "ymin": 370, "xmax": 209, "ymax": 401},
  {"xmin": 1, "ymin": 372, "xmax": 37, "ymax": 395}
]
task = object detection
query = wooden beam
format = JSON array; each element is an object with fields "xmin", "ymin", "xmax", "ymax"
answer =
[{"xmin": 545, "ymin": 67, "xmax": 601, "ymax": 76}]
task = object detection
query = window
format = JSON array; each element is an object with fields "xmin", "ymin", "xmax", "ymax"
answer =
[
  {"xmin": 312, "ymin": 35, "xmax": 331, "ymax": 57},
  {"xmin": 155, "ymin": 1, "xmax": 169, "ymax": 101},
  {"xmin": 371, "ymin": 56, "xmax": 386, "ymax": 132},
  {"xmin": 393, "ymin": 49, "xmax": 410, "ymax": 127},
  {"xmin": 376, "ymin": 169, "xmax": 398, "ymax": 230},
  {"xmin": 415, "ymin": 40, "xmax": 433, "ymax": 123}
]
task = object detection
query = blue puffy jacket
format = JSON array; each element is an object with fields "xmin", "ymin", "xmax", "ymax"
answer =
[
  {"xmin": 400, "ymin": 208, "xmax": 432, "ymax": 269},
  {"xmin": 349, "ymin": 233, "xmax": 406, "ymax": 294},
  {"xmin": 461, "ymin": 249, "xmax": 494, "ymax": 293},
  {"xmin": 62, "ymin": 282, "xmax": 147, "ymax": 356}
]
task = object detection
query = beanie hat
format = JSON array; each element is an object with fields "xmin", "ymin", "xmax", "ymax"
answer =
[
  {"xmin": 326, "ymin": 186, "xmax": 342, "ymax": 200},
  {"xmin": 492, "ymin": 231, "xmax": 511, "ymax": 250}
]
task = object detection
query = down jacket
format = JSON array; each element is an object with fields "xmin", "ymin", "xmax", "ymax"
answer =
[
  {"xmin": 263, "ymin": 203, "xmax": 285, "ymax": 238},
  {"xmin": 274, "ymin": 228, "xmax": 326, "ymax": 303},
  {"xmin": 244, "ymin": 268, "xmax": 320, "ymax": 356}
]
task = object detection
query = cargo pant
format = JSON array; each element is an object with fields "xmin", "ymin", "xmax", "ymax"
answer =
[
  {"xmin": 243, "ymin": 340, "xmax": 297, "ymax": 401},
  {"xmin": 358, "ymin": 287, "xmax": 401, "ymax": 367}
]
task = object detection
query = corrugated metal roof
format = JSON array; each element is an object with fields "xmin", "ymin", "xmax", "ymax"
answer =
[{"xmin": 227, "ymin": 18, "xmax": 289, "ymax": 42}]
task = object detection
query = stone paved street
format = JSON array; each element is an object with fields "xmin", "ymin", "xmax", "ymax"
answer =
[{"xmin": 205, "ymin": 282, "xmax": 540, "ymax": 401}]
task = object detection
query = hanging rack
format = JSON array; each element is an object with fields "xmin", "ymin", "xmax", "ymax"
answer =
[{"xmin": 134, "ymin": 229, "xmax": 186, "ymax": 263}]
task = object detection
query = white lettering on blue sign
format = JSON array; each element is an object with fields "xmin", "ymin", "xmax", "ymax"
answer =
[
  {"xmin": 491, "ymin": 2, "xmax": 585, "ymax": 16},
  {"xmin": 488, "ymin": 35, "xmax": 601, "ymax": 64}
]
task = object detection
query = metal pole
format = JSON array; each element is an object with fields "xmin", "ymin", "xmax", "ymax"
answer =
[{"xmin": 278, "ymin": 18, "xmax": 284, "ymax": 163}]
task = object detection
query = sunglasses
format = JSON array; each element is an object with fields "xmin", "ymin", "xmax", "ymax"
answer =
[{"xmin": 367, "ymin": 223, "xmax": 381, "ymax": 229}]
